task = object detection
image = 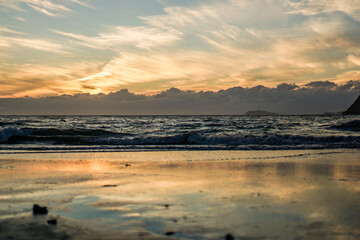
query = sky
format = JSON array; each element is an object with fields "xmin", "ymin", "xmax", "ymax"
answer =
[{"xmin": 1, "ymin": 0, "xmax": 360, "ymax": 99}]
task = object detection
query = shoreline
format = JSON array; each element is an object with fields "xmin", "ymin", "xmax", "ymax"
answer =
[
  {"xmin": 1, "ymin": 149, "xmax": 360, "ymax": 239},
  {"xmin": 0, "ymin": 148, "xmax": 357, "ymax": 160}
]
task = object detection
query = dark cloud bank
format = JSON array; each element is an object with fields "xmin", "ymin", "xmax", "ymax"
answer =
[{"xmin": 1, "ymin": 81, "xmax": 360, "ymax": 115}]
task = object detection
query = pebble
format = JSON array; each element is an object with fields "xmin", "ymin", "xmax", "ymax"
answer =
[
  {"xmin": 47, "ymin": 219, "xmax": 57, "ymax": 225},
  {"xmin": 32, "ymin": 204, "xmax": 48, "ymax": 215},
  {"xmin": 225, "ymin": 233, "xmax": 234, "ymax": 240}
]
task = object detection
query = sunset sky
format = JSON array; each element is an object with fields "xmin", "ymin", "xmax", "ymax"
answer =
[{"xmin": 1, "ymin": 0, "xmax": 360, "ymax": 98}]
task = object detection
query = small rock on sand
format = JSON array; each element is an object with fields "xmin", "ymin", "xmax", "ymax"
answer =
[
  {"xmin": 225, "ymin": 233, "xmax": 234, "ymax": 240},
  {"xmin": 47, "ymin": 219, "xmax": 57, "ymax": 225},
  {"xmin": 32, "ymin": 204, "xmax": 48, "ymax": 215}
]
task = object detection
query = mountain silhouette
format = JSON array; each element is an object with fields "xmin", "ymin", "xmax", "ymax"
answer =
[{"xmin": 343, "ymin": 95, "xmax": 360, "ymax": 114}]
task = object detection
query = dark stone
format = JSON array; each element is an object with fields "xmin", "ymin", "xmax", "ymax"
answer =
[
  {"xmin": 165, "ymin": 231, "xmax": 175, "ymax": 236},
  {"xmin": 32, "ymin": 204, "xmax": 48, "ymax": 215},
  {"xmin": 102, "ymin": 185, "xmax": 117, "ymax": 187},
  {"xmin": 343, "ymin": 95, "xmax": 360, "ymax": 114},
  {"xmin": 125, "ymin": 163, "xmax": 131, "ymax": 167},
  {"xmin": 47, "ymin": 219, "xmax": 57, "ymax": 225},
  {"xmin": 164, "ymin": 204, "xmax": 170, "ymax": 208},
  {"xmin": 225, "ymin": 233, "xmax": 234, "ymax": 240}
]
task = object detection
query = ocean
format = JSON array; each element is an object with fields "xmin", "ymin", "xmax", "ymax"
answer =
[{"xmin": 0, "ymin": 115, "xmax": 360, "ymax": 153}]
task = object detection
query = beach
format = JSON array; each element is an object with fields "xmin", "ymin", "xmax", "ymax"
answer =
[
  {"xmin": 1, "ymin": 149, "xmax": 360, "ymax": 239},
  {"xmin": 2, "ymin": 0, "xmax": 360, "ymax": 238}
]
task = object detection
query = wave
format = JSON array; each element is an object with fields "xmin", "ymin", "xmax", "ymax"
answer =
[
  {"xmin": 0, "ymin": 121, "xmax": 27, "ymax": 127},
  {"xmin": 1, "ymin": 128, "xmax": 360, "ymax": 150},
  {"xmin": 30, "ymin": 128, "xmax": 131, "ymax": 137},
  {"xmin": 97, "ymin": 132, "xmax": 360, "ymax": 148},
  {"xmin": 0, "ymin": 128, "xmax": 32, "ymax": 143},
  {"xmin": 332, "ymin": 120, "xmax": 360, "ymax": 131},
  {"xmin": 0, "ymin": 127, "xmax": 132, "ymax": 144}
]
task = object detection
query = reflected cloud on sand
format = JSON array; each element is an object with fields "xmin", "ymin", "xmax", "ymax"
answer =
[{"xmin": 0, "ymin": 150, "xmax": 359, "ymax": 239}]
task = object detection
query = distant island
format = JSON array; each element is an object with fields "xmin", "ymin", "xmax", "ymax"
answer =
[
  {"xmin": 245, "ymin": 110, "xmax": 279, "ymax": 116},
  {"xmin": 343, "ymin": 95, "xmax": 360, "ymax": 114}
]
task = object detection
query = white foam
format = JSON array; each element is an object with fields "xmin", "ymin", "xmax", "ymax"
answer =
[{"xmin": 0, "ymin": 128, "xmax": 32, "ymax": 143}]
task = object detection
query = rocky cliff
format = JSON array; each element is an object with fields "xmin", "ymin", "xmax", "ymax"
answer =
[{"xmin": 343, "ymin": 95, "xmax": 360, "ymax": 114}]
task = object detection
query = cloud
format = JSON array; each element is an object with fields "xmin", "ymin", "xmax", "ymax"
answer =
[
  {"xmin": 0, "ymin": 81, "xmax": 358, "ymax": 115},
  {"xmin": 0, "ymin": 36, "xmax": 67, "ymax": 53},
  {"xmin": 0, "ymin": 0, "xmax": 70, "ymax": 16},
  {"xmin": 0, "ymin": 61, "xmax": 105, "ymax": 97},
  {"xmin": 0, "ymin": 27, "xmax": 24, "ymax": 34},
  {"xmin": 348, "ymin": 55, "xmax": 360, "ymax": 66},
  {"xmin": 52, "ymin": 26, "xmax": 182, "ymax": 49},
  {"xmin": 304, "ymin": 81, "xmax": 337, "ymax": 88},
  {"xmin": 70, "ymin": 0, "xmax": 93, "ymax": 9},
  {"xmin": 287, "ymin": 0, "xmax": 360, "ymax": 21},
  {"xmin": 14, "ymin": 16, "xmax": 26, "ymax": 21},
  {"xmin": 0, "ymin": 0, "xmax": 91, "ymax": 17}
]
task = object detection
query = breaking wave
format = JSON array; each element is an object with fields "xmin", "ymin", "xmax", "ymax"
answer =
[{"xmin": 1, "ymin": 127, "xmax": 360, "ymax": 150}]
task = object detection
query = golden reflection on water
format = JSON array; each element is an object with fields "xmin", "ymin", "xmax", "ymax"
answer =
[{"xmin": 0, "ymin": 150, "xmax": 360, "ymax": 239}]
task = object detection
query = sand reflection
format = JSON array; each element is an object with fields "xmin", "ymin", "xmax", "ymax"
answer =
[{"xmin": 0, "ymin": 150, "xmax": 360, "ymax": 239}]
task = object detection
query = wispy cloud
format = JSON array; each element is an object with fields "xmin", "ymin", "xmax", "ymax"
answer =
[
  {"xmin": 14, "ymin": 16, "xmax": 26, "ymax": 21},
  {"xmin": 287, "ymin": 0, "xmax": 360, "ymax": 20},
  {"xmin": 70, "ymin": 0, "xmax": 94, "ymax": 9},
  {"xmin": 0, "ymin": 36, "xmax": 67, "ymax": 53},
  {"xmin": 52, "ymin": 26, "xmax": 182, "ymax": 49},
  {"xmin": 0, "ymin": 61, "xmax": 104, "ymax": 97},
  {"xmin": 0, "ymin": 27, "xmax": 24, "ymax": 34},
  {"xmin": 0, "ymin": 0, "xmax": 92, "ymax": 17}
]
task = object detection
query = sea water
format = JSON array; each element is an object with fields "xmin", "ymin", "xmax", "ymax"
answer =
[{"xmin": 0, "ymin": 115, "xmax": 359, "ymax": 152}]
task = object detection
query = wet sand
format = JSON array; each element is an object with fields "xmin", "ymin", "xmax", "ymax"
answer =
[{"xmin": 1, "ymin": 150, "xmax": 360, "ymax": 240}]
